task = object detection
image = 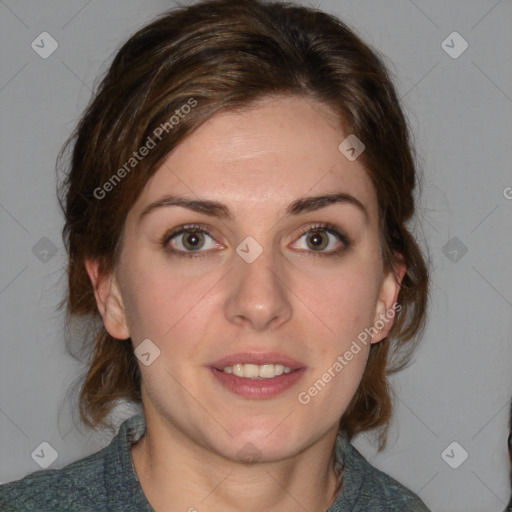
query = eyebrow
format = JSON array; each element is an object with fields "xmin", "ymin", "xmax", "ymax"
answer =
[{"xmin": 138, "ymin": 192, "xmax": 368, "ymax": 223}]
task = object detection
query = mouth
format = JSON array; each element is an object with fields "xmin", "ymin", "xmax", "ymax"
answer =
[
  {"xmin": 210, "ymin": 352, "xmax": 304, "ymax": 374},
  {"xmin": 208, "ymin": 352, "xmax": 306, "ymax": 399},
  {"xmin": 221, "ymin": 363, "xmax": 293, "ymax": 379}
]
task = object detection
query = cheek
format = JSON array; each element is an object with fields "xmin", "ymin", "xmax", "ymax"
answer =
[
  {"xmin": 119, "ymin": 258, "xmax": 219, "ymax": 344},
  {"xmin": 299, "ymin": 263, "xmax": 381, "ymax": 348}
]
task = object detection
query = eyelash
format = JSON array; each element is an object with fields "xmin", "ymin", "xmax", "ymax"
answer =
[{"xmin": 160, "ymin": 222, "xmax": 351, "ymax": 259}]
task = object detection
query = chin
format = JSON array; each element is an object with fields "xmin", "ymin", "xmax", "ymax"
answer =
[{"xmin": 209, "ymin": 421, "xmax": 307, "ymax": 462}]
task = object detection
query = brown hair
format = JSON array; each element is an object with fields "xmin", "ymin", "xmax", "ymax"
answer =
[{"xmin": 58, "ymin": 0, "xmax": 429, "ymax": 447}]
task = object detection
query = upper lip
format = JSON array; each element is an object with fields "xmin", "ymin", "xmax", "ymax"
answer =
[{"xmin": 209, "ymin": 352, "xmax": 305, "ymax": 371}]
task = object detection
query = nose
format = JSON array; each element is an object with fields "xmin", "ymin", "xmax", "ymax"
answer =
[{"xmin": 223, "ymin": 243, "xmax": 293, "ymax": 331}]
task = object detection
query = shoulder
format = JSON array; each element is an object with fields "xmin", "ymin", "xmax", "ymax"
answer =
[
  {"xmin": 0, "ymin": 448, "xmax": 108, "ymax": 512},
  {"xmin": 332, "ymin": 435, "xmax": 431, "ymax": 511},
  {"xmin": 355, "ymin": 462, "xmax": 431, "ymax": 511},
  {"xmin": 0, "ymin": 413, "xmax": 149, "ymax": 512}
]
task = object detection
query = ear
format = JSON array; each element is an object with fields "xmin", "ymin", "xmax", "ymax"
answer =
[
  {"xmin": 84, "ymin": 258, "xmax": 130, "ymax": 340},
  {"xmin": 371, "ymin": 256, "xmax": 407, "ymax": 344}
]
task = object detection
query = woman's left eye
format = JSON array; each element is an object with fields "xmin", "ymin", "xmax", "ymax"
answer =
[{"xmin": 290, "ymin": 224, "xmax": 349, "ymax": 255}]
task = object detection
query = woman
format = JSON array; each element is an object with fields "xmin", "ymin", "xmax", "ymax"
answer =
[{"xmin": 0, "ymin": 0, "xmax": 430, "ymax": 510}]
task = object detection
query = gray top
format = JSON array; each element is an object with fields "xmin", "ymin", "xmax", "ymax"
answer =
[{"xmin": 0, "ymin": 413, "xmax": 431, "ymax": 511}]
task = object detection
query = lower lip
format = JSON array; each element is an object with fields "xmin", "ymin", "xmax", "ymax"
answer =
[{"xmin": 209, "ymin": 367, "xmax": 306, "ymax": 399}]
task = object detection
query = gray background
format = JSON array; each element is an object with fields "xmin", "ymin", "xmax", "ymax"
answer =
[{"xmin": 1, "ymin": 0, "xmax": 511, "ymax": 510}]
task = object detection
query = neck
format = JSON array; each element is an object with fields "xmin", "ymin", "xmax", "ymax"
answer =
[{"xmin": 130, "ymin": 411, "xmax": 341, "ymax": 512}]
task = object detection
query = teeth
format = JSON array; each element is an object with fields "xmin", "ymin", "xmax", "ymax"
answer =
[{"xmin": 222, "ymin": 363, "xmax": 293, "ymax": 379}]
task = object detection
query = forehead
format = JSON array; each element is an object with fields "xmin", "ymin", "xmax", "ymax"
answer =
[{"xmin": 130, "ymin": 95, "xmax": 377, "ymax": 221}]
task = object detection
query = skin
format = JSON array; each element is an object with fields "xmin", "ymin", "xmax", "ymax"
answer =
[{"xmin": 85, "ymin": 95, "xmax": 405, "ymax": 512}]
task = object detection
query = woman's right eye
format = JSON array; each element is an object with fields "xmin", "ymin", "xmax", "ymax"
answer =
[{"xmin": 162, "ymin": 225, "xmax": 221, "ymax": 258}]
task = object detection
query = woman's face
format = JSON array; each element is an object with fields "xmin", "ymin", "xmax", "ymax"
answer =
[{"xmin": 89, "ymin": 95, "xmax": 402, "ymax": 461}]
